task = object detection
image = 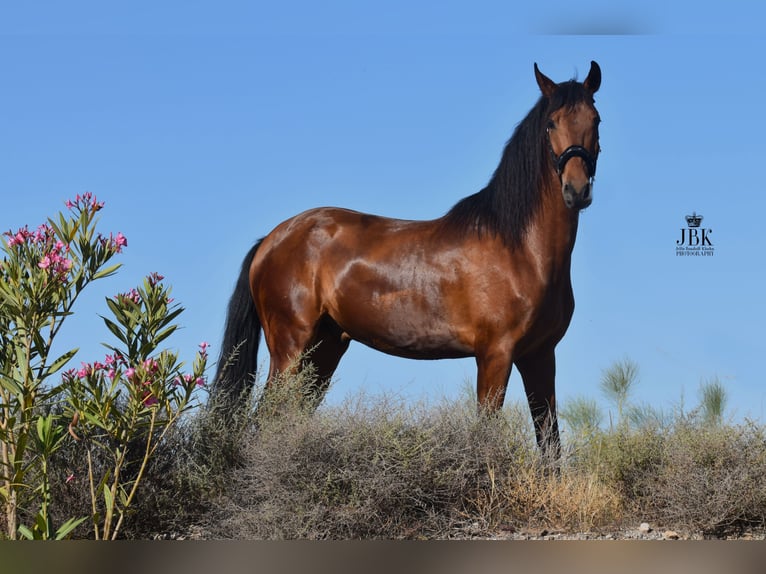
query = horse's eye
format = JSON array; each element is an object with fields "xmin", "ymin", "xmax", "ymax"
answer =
[{"xmin": 546, "ymin": 119, "xmax": 556, "ymax": 130}]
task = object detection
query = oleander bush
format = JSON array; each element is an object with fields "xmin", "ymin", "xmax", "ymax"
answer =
[{"xmin": 1, "ymin": 195, "xmax": 207, "ymax": 540}]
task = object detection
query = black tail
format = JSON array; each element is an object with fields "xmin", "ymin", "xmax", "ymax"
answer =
[{"xmin": 212, "ymin": 239, "xmax": 263, "ymax": 407}]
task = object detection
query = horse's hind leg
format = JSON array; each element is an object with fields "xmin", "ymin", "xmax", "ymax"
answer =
[
  {"xmin": 305, "ymin": 318, "xmax": 350, "ymax": 408},
  {"xmin": 262, "ymin": 315, "xmax": 349, "ymax": 409},
  {"xmin": 262, "ymin": 316, "xmax": 317, "ymax": 384}
]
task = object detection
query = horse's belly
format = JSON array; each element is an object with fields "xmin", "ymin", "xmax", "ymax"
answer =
[
  {"xmin": 351, "ymin": 329, "xmax": 473, "ymax": 360},
  {"xmin": 334, "ymin": 293, "xmax": 473, "ymax": 360}
]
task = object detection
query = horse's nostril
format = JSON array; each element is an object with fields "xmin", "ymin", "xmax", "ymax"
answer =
[{"xmin": 562, "ymin": 181, "xmax": 592, "ymax": 210}]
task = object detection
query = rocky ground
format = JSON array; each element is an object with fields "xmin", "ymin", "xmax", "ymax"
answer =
[
  {"xmin": 158, "ymin": 522, "xmax": 766, "ymax": 541},
  {"xmin": 477, "ymin": 523, "xmax": 766, "ymax": 541}
]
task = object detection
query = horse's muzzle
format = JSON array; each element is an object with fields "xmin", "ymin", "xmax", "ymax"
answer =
[{"xmin": 563, "ymin": 181, "xmax": 593, "ymax": 210}]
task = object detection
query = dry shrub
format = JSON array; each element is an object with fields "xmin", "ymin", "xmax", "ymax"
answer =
[
  {"xmin": 207, "ymin": 391, "xmax": 541, "ymax": 539},
  {"xmin": 205, "ymin": 381, "xmax": 625, "ymax": 539},
  {"xmin": 583, "ymin": 426, "xmax": 666, "ymax": 501},
  {"xmin": 478, "ymin": 465, "xmax": 623, "ymax": 533},
  {"xmin": 46, "ymin": 365, "xmax": 766, "ymax": 539},
  {"xmin": 638, "ymin": 420, "xmax": 766, "ymax": 536},
  {"xmin": 566, "ymin": 416, "xmax": 766, "ymax": 537}
]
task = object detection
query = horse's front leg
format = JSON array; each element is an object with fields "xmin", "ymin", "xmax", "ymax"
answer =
[
  {"xmin": 515, "ymin": 347, "xmax": 561, "ymax": 459},
  {"xmin": 475, "ymin": 341, "xmax": 514, "ymax": 411}
]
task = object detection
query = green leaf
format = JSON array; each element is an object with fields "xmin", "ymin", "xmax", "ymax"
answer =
[
  {"xmin": 35, "ymin": 413, "xmax": 65, "ymax": 453},
  {"xmin": 102, "ymin": 317, "xmax": 127, "ymax": 345},
  {"xmin": 153, "ymin": 325, "xmax": 178, "ymax": 347},
  {"xmin": 57, "ymin": 212, "xmax": 75, "ymax": 242},
  {"xmin": 34, "ymin": 512, "xmax": 51, "ymax": 539},
  {"xmin": 82, "ymin": 410, "xmax": 108, "ymax": 430},
  {"xmin": 44, "ymin": 347, "xmax": 79, "ymax": 378},
  {"xmin": 13, "ymin": 343, "xmax": 30, "ymax": 385},
  {"xmin": 103, "ymin": 484, "xmax": 115, "ymax": 513},
  {"xmin": 162, "ymin": 306, "xmax": 184, "ymax": 327},
  {"xmin": 36, "ymin": 414, "xmax": 50, "ymax": 443},
  {"xmin": 105, "ymin": 296, "xmax": 126, "ymax": 321},
  {"xmin": 117, "ymin": 485, "xmax": 129, "ymax": 507},
  {"xmin": 17, "ymin": 524, "xmax": 35, "ymax": 540},
  {"xmin": 31, "ymin": 328, "xmax": 49, "ymax": 358},
  {"xmin": 0, "ymin": 373, "xmax": 23, "ymax": 396},
  {"xmin": 55, "ymin": 516, "xmax": 87, "ymax": 540},
  {"xmin": 92, "ymin": 262, "xmax": 122, "ymax": 281}
]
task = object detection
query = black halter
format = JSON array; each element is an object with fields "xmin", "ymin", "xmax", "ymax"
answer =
[
  {"xmin": 550, "ymin": 144, "xmax": 598, "ymax": 180},
  {"xmin": 546, "ymin": 121, "xmax": 598, "ymax": 180}
]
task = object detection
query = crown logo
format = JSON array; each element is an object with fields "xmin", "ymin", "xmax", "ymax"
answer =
[{"xmin": 685, "ymin": 212, "xmax": 703, "ymax": 228}]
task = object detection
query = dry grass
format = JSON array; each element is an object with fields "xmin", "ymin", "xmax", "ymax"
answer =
[
  {"xmin": 637, "ymin": 419, "xmax": 766, "ymax": 535},
  {"xmin": 476, "ymin": 465, "xmax": 623, "ymax": 534},
  {"xmin": 201, "ymin": 380, "xmax": 624, "ymax": 539},
  {"xmin": 46, "ymin": 370, "xmax": 766, "ymax": 539}
]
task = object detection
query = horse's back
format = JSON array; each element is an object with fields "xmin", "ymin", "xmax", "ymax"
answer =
[{"xmin": 255, "ymin": 206, "xmax": 439, "ymax": 264}]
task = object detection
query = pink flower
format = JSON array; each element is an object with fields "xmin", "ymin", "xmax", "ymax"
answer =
[
  {"xmin": 117, "ymin": 289, "xmax": 140, "ymax": 304},
  {"xmin": 77, "ymin": 363, "xmax": 90, "ymax": 378},
  {"xmin": 199, "ymin": 342, "xmax": 210, "ymax": 356},
  {"xmin": 70, "ymin": 192, "xmax": 104, "ymax": 212},
  {"xmin": 5, "ymin": 226, "xmax": 30, "ymax": 247},
  {"xmin": 114, "ymin": 232, "xmax": 127, "ymax": 251},
  {"xmin": 147, "ymin": 272, "xmax": 164, "ymax": 286},
  {"xmin": 125, "ymin": 367, "xmax": 136, "ymax": 379},
  {"xmin": 33, "ymin": 224, "xmax": 50, "ymax": 243},
  {"xmin": 37, "ymin": 249, "xmax": 73, "ymax": 280},
  {"xmin": 58, "ymin": 257, "xmax": 72, "ymax": 273},
  {"xmin": 142, "ymin": 392, "xmax": 158, "ymax": 407},
  {"xmin": 195, "ymin": 377, "xmax": 205, "ymax": 387}
]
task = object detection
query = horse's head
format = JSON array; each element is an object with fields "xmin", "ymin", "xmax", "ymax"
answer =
[{"xmin": 535, "ymin": 61, "xmax": 601, "ymax": 210}]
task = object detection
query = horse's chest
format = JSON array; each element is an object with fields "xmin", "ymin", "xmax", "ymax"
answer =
[{"xmin": 516, "ymin": 276, "xmax": 575, "ymax": 352}]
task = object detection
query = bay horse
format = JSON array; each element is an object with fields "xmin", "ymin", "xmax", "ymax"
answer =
[{"xmin": 214, "ymin": 61, "xmax": 601, "ymax": 455}]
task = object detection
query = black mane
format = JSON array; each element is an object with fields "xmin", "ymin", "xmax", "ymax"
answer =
[{"xmin": 441, "ymin": 80, "xmax": 594, "ymax": 247}]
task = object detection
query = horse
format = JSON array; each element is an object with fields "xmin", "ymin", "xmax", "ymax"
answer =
[{"xmin": 213, "ymin": 61, "xmax": 601, "ymax": 456}]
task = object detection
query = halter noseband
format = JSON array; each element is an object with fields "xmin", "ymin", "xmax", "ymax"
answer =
[
  {"xmin": 546, "ymin": 122, "xmax": 598, "ymax": 180},
  {"xmin": 552, "ymin": 145, "xmax": 597, "ymax": 180}
]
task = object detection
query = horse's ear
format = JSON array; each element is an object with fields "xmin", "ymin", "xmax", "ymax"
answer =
[
  {"xmin": 583, "ymin": 60, "xmax": 601, "ymax": 94},
  {"xmin": 534, "ymin": 63, "xmax": 557, "ymax": 97}
]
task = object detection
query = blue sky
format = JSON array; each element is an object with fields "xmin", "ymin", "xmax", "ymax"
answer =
[{"xmin": 3, "ymin": 3, "xmax": 766, "ymax": 425}]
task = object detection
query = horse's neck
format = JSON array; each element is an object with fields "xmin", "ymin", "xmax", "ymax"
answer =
[{"xmin": 525, "ymin": 184, "xmax": 579, "ymax": 281}]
